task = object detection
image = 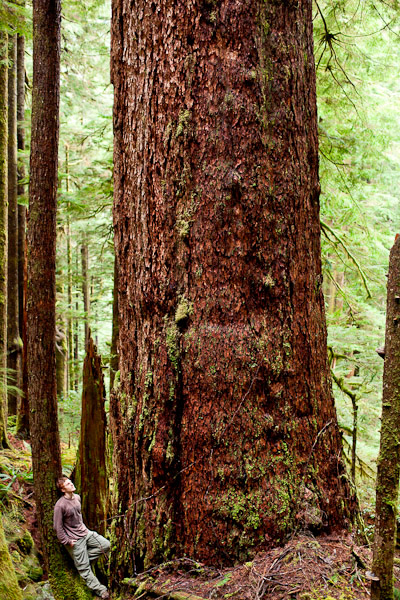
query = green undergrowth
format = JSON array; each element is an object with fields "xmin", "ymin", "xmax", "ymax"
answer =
[{"xmin": 0, "ymin": 448, "xmax": 43, "ymax": 599}]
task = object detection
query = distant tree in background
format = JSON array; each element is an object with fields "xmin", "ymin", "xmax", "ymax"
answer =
[
  {"xmin": 7, "ymin": 29, "xmax": 20, "ymax": 417},
  {"xmin": 16, "ymin": 9, "xmax": 29, "ymax": 439},
  {"xmin": 0, "ymin": 29, "xmax": 8, "ymax": 448},
  {"xmin": 110, "ymin": 0, "xmax": 353, "ymax": 574}
]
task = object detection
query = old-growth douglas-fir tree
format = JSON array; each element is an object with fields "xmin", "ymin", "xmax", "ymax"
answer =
[{"xmin": 110, "ymin": 0, "xmax": 353, "ymax": 575}]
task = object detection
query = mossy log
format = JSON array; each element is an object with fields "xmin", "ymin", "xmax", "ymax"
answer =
[{"xmin": 123, "ymin": 577, "xmax": 207, "ymax": 600}]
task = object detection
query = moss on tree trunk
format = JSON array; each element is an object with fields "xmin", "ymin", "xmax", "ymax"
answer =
[
  {"xmin": 371, "ymin": 236, "xmax": 400, "ymax": 600},
  {"xmin": 0, "ymin": 31, "xmax": 9, "ymax": 449},
  {"xmin": 0, "ymin": 510, "xmax": 23, "ymax": 600}
]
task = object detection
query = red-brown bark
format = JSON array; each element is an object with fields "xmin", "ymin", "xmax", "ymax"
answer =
[{"xmin": 111, "ymin": 0, "xmax": 353, "ymax": 573}]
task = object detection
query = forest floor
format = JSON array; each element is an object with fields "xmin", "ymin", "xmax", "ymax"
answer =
[
  {"xmin": 1, "ymin": 439, "xmax": 398, "ymax": 600},
  {"xmin": 121, "ymin": 533, "xmax": 378, "ymax": 600}
]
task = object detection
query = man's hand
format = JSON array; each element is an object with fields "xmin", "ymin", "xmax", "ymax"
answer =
[{"xmin": 68, "ymin": 541, "xmax": 76, "ymax": 547}]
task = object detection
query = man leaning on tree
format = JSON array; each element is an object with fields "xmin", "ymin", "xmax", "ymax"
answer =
[{"xmin": 53, "ymin": 476, "xmax": 110, "ymax": 599}]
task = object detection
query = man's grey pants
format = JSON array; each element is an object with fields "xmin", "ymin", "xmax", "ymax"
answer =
[{"xmin": 67, "ymin": 531, "xmax": 110, "ymax": 596}]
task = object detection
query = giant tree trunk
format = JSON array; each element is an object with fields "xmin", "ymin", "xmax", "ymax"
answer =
[
  {"xmin": 16, "ymin": 29, "xmax": 29, "ymax": 439},
  {"xmin": 371, "ymin": 236, "xmax": 400, "ymax": 600},
  {"xmin": 0, "ymin": 511, "xmax": 23, "ymax": 600},
  {"xmin": 7, "ymin": 32, "xmax": 20, "ymax": 417},
  {"xmin": 74, "ymin": 336, "xmax": 108, "ymax": 534},
  {"xmin": 0, "ymin": 31, "xmax": 8, "ymax": 448},
  {"xmin": 110, "ymin": 0, "xmax": 353, "ymax": 574},
  {"xmin": 28, "ymin": 2, "xmax": 91, "ymax": 598}
]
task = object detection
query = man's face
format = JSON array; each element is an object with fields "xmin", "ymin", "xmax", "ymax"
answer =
[{"xmin": 61, "ymin": 479, "xmax": 76, "ymax": 494}]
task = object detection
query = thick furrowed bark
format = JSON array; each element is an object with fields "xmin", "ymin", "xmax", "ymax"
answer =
[{"xmin": 111, "ymin": 0, "xmax": 353, "ymax": 574}]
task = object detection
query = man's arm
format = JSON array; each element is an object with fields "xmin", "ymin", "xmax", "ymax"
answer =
[{"xmin": 53, "ymin": 502, "xmax": 73, "ymax": 545}]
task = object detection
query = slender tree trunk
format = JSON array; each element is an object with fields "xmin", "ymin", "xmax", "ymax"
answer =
[
  {"xmin": 81, "ymin": 236, "xmax": 89, "ymax": 350},
  {"xmin": 7, "ymin": 32, "xmax": 20, "ymax": 417},
  {"xmin": 371, "ymin": 236, "xmax": 400, "ymax": 599},
  {"xmin": 74, "ymin": 250, "xmax": 79, "ymax": 391},
  {"xmin": 66, "ymin": 144, "xmax": 73, "ymax": 393},
  {"xmin": 55, "ymin": 323, "xmax": 67, "ymax": 398},
  {"xmin": 75, "ymin": 335, "xmax": 108, "ymax": 534},
  {"xmin": 0, "ymin": 510, "xmax": 23, "ymax": 600},
  {"xmin": 110, "ymin": 0, "xmax": 353, "ymax": 573},
  {"xmin": 28, "ymin": 2, "xmax": 91, "ymax": 597},
  {"xmin": 16, "ymin": 29, "xmax": 29, "ymax": 439},
  {"xmin": 110, "ymin": 256, "xmax": 119, "ymax": 391},
  {"xmin": 0, "ymin": 31, "xmax": 9, "ymax": 448}
]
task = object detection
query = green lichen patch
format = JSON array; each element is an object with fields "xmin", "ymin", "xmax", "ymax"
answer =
[
  {"xmin": 175, "ymin": 109, "xmax": 191, "ymax": 138},
  {"xmin": 175, "ymin": 296, "xmax": 194, "ymax": 326}
]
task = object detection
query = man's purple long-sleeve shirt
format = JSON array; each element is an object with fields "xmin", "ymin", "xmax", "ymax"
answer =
[{"xmin": 53, "ymin": 494, "xmax": 88, "ymax": 545}]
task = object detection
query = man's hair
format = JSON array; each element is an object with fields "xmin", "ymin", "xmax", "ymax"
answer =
[{"xmin": 56, "ymin": 476, "xmax": 69, "ymax": 492}]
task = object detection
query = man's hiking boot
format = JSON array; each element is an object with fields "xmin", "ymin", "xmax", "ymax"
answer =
[{"xmin": 99, "ymin": 591, "xmax": 109, "ymax": 599}]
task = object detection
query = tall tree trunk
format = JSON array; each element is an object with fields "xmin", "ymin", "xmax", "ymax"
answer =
[
  {"xmin": 0, "ymin": 510, "xmax": 23, "ymax": 600},
  {"xmin": 81, "ymin": 236, "xmax": 89, "ymax": 350},
  {"xmin": 0, "ymin": 31, "xmax": 9, "ymax": 449},
  {"xmin": 371, "ymin": 236, "xmax": 400, "ymax": 600},
  {"xmin": 28, "ymin": 2, "xmax": 91, "ymax": 597},
  {"xmin": 109, "ymin": 256, "xmax": 119, "ymax": 391},
  {"xmin": 55, "ymin": 323, "xmax": 67, "ymax": 398},
  {"xmin": 66, "ymin": 144, "xmax": 73, "ymax": 393},
  {"xmin": 74, "ymin": 335, "xmax": 108, "ymax": 534},
  {"xmin": 110, "ymin": 0, "xmax": 353, "ymax": 574},
  {"xmin": 16, "ymin": 28, "xmax": 29, "ymax": 439},
  {"xmin": 7, "ymin": 32, "xmax": 20, "ymax": 417},
  {"xmin": 74, "ymin": 249, "xmax": 79, "ymax": 391}
]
